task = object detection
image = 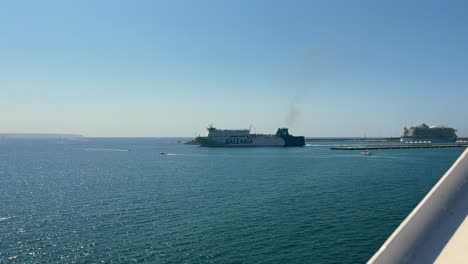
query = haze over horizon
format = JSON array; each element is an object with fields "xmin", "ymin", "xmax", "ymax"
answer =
[{"xmin": 2, "ymin": 1, "xmax": 467, "ymax": 137}]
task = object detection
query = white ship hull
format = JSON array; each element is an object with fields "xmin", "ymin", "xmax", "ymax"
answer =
[
  {"xmin": 400, "ymin": 137, "xmax": 457, "ymax": 143},
  {"xmin": 197, "ymin": 135, "xmax": 285, "ymax": 147}
]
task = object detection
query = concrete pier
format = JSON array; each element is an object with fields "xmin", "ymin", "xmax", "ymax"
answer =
[{"xmin": 331, "ymin": 144, "xmax": 468, "ymax": 150}]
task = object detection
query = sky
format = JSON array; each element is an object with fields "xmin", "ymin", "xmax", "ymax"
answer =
[{"xmin": 1, "ymin": 0, "xmax": 467, "ymax": 137}]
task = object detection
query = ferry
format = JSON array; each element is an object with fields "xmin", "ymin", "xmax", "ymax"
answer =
[{"xmin": 196, "ymin": 124, "xmax": 305, "ymax": 147}]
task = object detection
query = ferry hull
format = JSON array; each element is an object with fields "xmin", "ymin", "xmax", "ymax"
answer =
[
  {"xmin": 196, "ymin": 126, "xmax": 305, "ymax": 147},
  {"xmin": 196, "ymin": 136, "xmax": 304, "ymax": 147}
]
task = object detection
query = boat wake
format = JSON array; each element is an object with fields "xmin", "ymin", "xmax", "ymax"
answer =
[
  {"xmin": 0, "ymin": 216, "xmax": 12, "ymax": 222},
  {"xmin": 160, "ymin": 153, "xmax": 225, "ymax": 157},
  {"xmin": 159, "ymin": 152, "xmax": 177, "ymax": 156}
]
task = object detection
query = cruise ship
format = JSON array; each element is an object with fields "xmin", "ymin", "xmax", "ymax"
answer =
[
  {"xmin": 400, "ymin": 124, "xmax": 457, "ymax": 143},
  {"xmin": 196, "ymin": 125, "xmax": 305, "ymax": 147}
]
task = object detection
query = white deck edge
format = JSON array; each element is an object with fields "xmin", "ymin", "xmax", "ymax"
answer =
[{"xmin": 368, "ymin": 148, "xmax": 468, "ymax": 263}]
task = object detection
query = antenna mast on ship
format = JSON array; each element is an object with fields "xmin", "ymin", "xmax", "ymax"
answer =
[{"xmin": 207, "ymin": 123, "xmax": 216, "ymax": 131}]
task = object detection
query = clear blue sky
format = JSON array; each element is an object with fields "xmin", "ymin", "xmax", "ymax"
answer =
[{"xmin": 1, "ymin": 0, "xmax": 467, "ymax": 137}]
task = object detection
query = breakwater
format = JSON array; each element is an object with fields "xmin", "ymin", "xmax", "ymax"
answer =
[{"xmin": 331, "ymin": 144, "xmax": 468, "ymax": 150}]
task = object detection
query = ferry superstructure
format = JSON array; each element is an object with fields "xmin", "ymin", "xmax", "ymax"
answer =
[
  {"xmin": 196, "ymin": 125, "xmax": 305, "ymax": 147},
  {"xmin": 401, "ymin": 124, "xmax": 457, "ymax": 143}
]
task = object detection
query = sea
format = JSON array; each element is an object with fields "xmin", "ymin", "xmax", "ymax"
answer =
[{"xmin": 0, "ymin": 138, "xmax": 464, "ymax": 264}]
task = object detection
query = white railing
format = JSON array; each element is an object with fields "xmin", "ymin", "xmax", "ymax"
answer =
[{"xmin": 368, "ymin": 148, "xmax": 468, "ymax": 263}]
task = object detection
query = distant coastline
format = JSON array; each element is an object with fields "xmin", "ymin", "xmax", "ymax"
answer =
[{"xmin": 0, "ymin": 133, "xmax": 84, "ymax": 139}]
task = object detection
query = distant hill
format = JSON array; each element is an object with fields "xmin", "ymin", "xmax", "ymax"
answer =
[{"xmin": 0, "ymin": 133, "xmax": 84, "ymax": 139}]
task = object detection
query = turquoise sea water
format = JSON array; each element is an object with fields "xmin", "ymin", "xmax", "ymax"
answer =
[{"xmin": 0, "ymin": 139, "xmax": 464, "ymax": 263}]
